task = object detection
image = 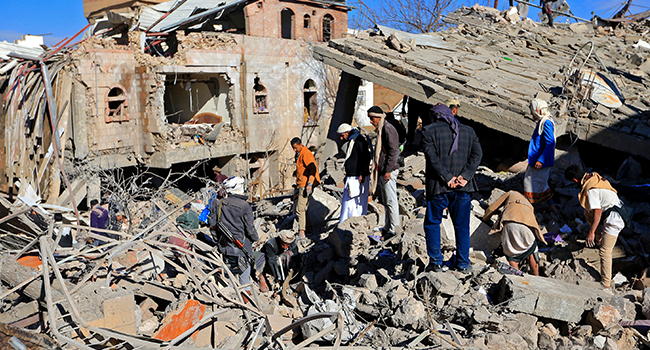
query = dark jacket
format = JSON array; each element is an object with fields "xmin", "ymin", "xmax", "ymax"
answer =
[
  {"xmin": 422, "ymin": 120, "xmax": 483, "ymax": 199},
  {"xmin": 263, "ymin": 237, "xmax": 300, "ymax": 280},
  {"xmin": 209, "ymin": 195, "xmax": 259, "ymax": 257},
  {"xmin": 343, "ymin": 132, "xmax": 371, "ymax": 177},
  {"xmin": 378, "ymin": 122, "xmax": 400, "ymax": 174}
]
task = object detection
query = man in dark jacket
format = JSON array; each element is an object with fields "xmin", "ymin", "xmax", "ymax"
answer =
[
  {"xmin": 422, "ymin": 103, "xmax": 482, "ymax": 273},
  {"xmin": 263, "ymin": 230, "xmax": 301, "ymax": 284},
  {"xmin": 208, "ymin": 181, "xmax": 260, "ymax": 287},
  {"xmin": 368, "ymin": 106, "xmax": 401, "ymax": 237},
  {"xmin": 337, "ymin": 123, "xmax": 371, "ymax": 223}
]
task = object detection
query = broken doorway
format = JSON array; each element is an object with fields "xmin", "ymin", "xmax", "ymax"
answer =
[{"xmin": 163, "ymin": 74, "xmax": 231, "ymax": 124}]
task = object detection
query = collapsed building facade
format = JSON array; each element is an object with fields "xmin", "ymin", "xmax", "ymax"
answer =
[
  {"xmin": 317, "ymin": 5, "xmax": 650, "ymax": 161},
  {"xmin": 0, "ymin": 0, "xmax": 350, "ymax": 203}
]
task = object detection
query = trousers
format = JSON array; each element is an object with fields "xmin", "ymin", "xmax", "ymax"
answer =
[
  {"xmin": 423, "ymin": 191, "xmax": 471, "ymax": 269},
  {"xmin": 379, "ymin": 169, "xmax": 400, "ymax": 234}
]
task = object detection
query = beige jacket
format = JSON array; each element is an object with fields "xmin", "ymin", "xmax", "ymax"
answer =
[{"xmin": 483, "ymin": 190, "xmax": 547, "ymax": 245}]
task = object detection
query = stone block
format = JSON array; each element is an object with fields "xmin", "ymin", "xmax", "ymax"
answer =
[
  {"xmin": 390, "ymin": 297, "xmax": 426, "ymax": 330},
  {"xmin": 587, "ymin": 304, "xmax": 622, "ymax": 332},
  {"xmin": 327, "ymin": 216, "xmax": 372, "ymax": 259},
  {"xmin": 469, "ymin": 214, "xmax": 500, "ymax": 258},
  {"xmin": 97, "ymin": 293, "xmax": 137, "ymax": 335},
  {"xmin": 358, "ymin": 274, "xmax": 378, "ymax": 290},
  {"xmin": 417, "ymin": 271, "xmax": 468, "ymax": 297},
  {"xmin": 142, "ymin": 282, "xmax": 175, "ymax": 301},
  {"xmin": 502, "ymin": 313, "xmax": 538, "ymax": 348},
  {"xmin": 499, "ymin": 274, "xmax": 617, "ymax": 323},
  {"xmin": 633, "ymin": 123, "xmax": 650, "ymax": 139},
  {"xmin": 140, "ymin": 298, "xmax": 158, "ymax": 321},
  {"xmin": 307, "ymin": 188, "xmax": 341, "ymax": 227},
  {"xmin": 0, "ymin": 301, "xmax": 39, "ymax": 324}
]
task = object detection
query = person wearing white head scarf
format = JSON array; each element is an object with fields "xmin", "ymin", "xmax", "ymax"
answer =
[
  {"xmin": 337, "ymin": 123, "xmax": 371, "ymax": 223},
  {"xmin": 523, "ymin": 99, "xmax": 556, "ymax": 210}
]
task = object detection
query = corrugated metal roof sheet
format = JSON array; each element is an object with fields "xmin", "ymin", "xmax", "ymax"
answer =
[
  {"xmin": 142, "ymin": 0, "xmax": 232, "ymax": 32},
  {"xmin": 0, "ymin": 41, "xmax": 44, "ymax": 61}
]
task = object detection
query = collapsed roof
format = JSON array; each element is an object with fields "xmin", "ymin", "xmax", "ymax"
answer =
[{"xmin": 314, "ymin": 5, "xmax": 650, "ymax": 160}]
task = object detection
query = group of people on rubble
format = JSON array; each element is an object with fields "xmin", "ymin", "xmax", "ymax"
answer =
[{"xmin": 87, "ymin": 95, "xmax": 628, "ymax": 294}]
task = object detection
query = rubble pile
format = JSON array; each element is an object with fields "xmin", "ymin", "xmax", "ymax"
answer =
[{"xmin": 443, "ymin": 5, "xmax": 650, "ymax": 137}]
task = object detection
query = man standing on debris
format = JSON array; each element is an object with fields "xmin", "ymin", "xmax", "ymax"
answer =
[
  {"xmin": 263, "ymin": 230, "xmax": 301, "ymax": 285},
  {"xmin": 565, "ymin": 165, "xmax": 628, "ymax": 290},
  {"xmin": 483, "ymin": 191, "xmax": 547, "ymax": 275},
  {"xmin": 422, "ymin": 103, "xmax": 482, "ymax": 273},
  {"xmin": 209, "ymin": 179, "xmax": 261, "ymax": 289},
  {"xmin": 541, "ymin": 0, "xmax": 555, "ymax": 27},
  {"xmin": 368, "ymin": 106, "xmax": 401, "ymax": 238},
  {"xmin": 524, "ymin": 99, "xmax": 557, "ymax": 212},
  {"xmin": 337, "ymin": 123, "xmax": 371, "ymax": 223},
  {"xmin": 291, "ymin": 137, "xmax": 321, "ymax": 240},
  {"xmin": 90, "ymin": 199, "xmax": 109, "ymax": 246}
]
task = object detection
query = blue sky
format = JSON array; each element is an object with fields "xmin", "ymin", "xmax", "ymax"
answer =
[{"xmin": 0, "ymin": 0, "xmax": 648, "ymax": 46}]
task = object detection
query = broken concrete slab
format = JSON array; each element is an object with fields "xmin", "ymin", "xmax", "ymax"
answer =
[{"xmin": 499, "ymin": 274, "xmax": 617, "ymax": 323}]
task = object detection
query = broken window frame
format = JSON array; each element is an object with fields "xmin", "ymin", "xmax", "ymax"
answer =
[
  {"xmin": 304, "ymin": 14, "xmax": 311, "ymax": 29},
  {"xmin": 254, "ymin": 80, "xmax": 269, "ymax": 114},
  {"xmin": 105, "ymin": 85, "xmax": 129, "ymax": 123},
  {"xmin": 322, "ymin": 14, "xmax": 333, "ymax": 42}
]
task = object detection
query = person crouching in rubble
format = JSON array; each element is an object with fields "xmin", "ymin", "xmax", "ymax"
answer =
[
  {"xmin": 263, "ymin": 230, "xmax": 301, "ymax": 288},
  {"xmin": 177, "ymin": 203, "xmax": 200, "ymax": 230},
  {"xmin": 524, "ymin": 98, "xmax": 557, "ymax": 213},
  {"xmin": 291, "ymin": 137, "xmax": 321, "ymax": 240},
  {"xmin": 483, "ymin": 191, "xmax": 548, "ymax": 275},
  {"xmin": 337, "ymin": 123, "xmax": 371, "ymax": 223},
  {"xmin": 208, "ymin": 179, "xmax": 266, "ymax": 292},
  {"xmin": 565, "ymin": 164, "xmax": 629, "ymax": 290}
]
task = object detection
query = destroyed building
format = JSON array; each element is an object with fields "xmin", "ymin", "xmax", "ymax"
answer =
[
  {"xmin": 0, "ymin": 0, "xmax": 350, "ymax": 203},
  {"xmin": 317, "ymin": 5, "xmax": 650, "ymax": 161},
  {"xmin": 2, "ymin": 2, "xmax": 650, "ymax": 350}
]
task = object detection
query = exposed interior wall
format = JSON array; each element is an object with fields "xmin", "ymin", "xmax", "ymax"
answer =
[{"xmin": 163, "ymin": 74, "xmax": 231, "ymax": 124}]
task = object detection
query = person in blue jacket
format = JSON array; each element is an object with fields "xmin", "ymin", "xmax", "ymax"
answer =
[{"xmin": 523, "ymin": 98, "xmax": 556, "ymax": 212}]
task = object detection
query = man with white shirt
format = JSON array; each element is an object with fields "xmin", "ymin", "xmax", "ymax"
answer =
[
  {"xmin": 565, "ymin": 164, "xmax": 628, "ymax": 289},
  {"xmin": 337, "ymin": 123, "xmax": 371, "ymax": 223}
]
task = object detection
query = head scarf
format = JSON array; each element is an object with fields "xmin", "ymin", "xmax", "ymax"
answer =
[
  {"xmin": 530, "ymin": 99, "xmax": 554, "ymax": 136},
  {"xmin": 431, "ymin": 104, "xmax": 459, "ymax": 155}
]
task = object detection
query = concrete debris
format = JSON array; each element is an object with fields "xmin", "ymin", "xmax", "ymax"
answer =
[{"xmin": 1, "ymin": 1, "xmax": 650, "ymax": 349}]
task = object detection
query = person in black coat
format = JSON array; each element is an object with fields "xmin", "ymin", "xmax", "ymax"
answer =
[{"xmin": 422, "ymin": 103, "xmax": 482, "ymax": 273}]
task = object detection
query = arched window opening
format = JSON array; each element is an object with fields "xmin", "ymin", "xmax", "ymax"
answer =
[
  {"xmin": 303, "ymin": 79, "xmax": 317, "ymax": 124},
  {"xmin": 254, "ymin": 78, "xmax": 268, "ymax": 114},
  {"xmin": 105, "ymin": 85, "xmax": 129, "ymax": 122},
  {"xmin": 322, "ymin": 14, "xmax": 333, "ymax": 42},
  {"xmin": 303, "ymin": 14, "xmax": 311, "ymax": 28},
  {"xmin": 281, "ymin": 8, "xmax": 295, "ymax": 39}
]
